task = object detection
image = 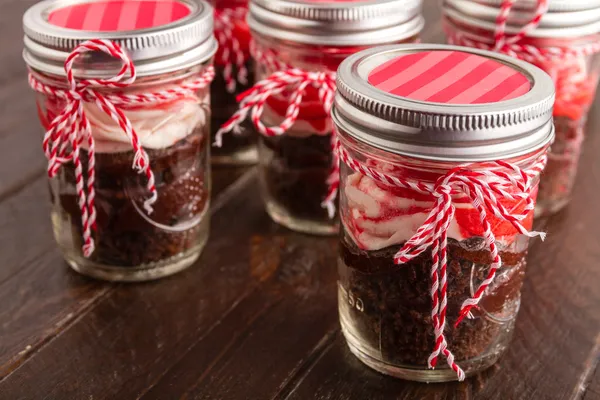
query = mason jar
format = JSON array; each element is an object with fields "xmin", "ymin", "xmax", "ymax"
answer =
[
  {"xmin": 211, "ymin": 0, "xmax": 256, "ymax": 164},
  {"xmin": 241, "ymin": 0, "xmax": 424, "ymax": 235},
  {"xmin": 333, "ymin": 45, "xmax": 555, "ymax": 382},
  {"xmin": 24, "ymin": 0, "xmax": 217, "ymax": 281},
  {"xmin": 443, "ymin": 0, "xmax": 600, "ymax": 217}
]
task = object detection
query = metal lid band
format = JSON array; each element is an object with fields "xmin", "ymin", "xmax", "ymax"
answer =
[
  {"xmin": 247, "ymin": 0, "xmax": 424, "ymax": 46},
  {"xmin": 333, "ymin": 44, "xmax": 555, "ymax": 162}
]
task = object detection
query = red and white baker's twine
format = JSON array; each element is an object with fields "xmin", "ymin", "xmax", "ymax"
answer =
[
  {"xmin": 29, "ymin": 39, "xmax": 214, "ymax": 257},
  {"xmin": 215, "ymin": 6, "xmax": 248, "ymax": 93},
  {"xmin": 337, "ymin": 141, "xmax": 547, "ymax": 381},
  {"xmin": 446, "ymin": 0, "xmax": 600, "ymax": 63},
  {"xmin": 215, "ymin": 53, "xmax": 339, "ymax": 216}
]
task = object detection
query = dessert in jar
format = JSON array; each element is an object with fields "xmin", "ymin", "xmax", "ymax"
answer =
[
  {"xmin": 216, "ymin": 0, "xmax": 424, "ymax": 235},
  {"xmin": 23, "ymin": 0, "xmax": 217, "ymax": 281},
  {"xmin": 333, "ymin": 44, "xmax": 555, "ymax": 382},
  {"xmin": 443, "ymin": 0, "xmax": 600, "ymax": 217},
  {"xmin": 211, "ymin": 0, "xmax": 256, "ymax": 164}
]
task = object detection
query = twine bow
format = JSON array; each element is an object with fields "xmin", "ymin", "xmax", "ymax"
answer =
[
  {"xmin": 215, "ymin": 66, "xmax": 339, "ymax": 216},
  {"xmin": 337, "ymin": 140, "xmax": 548, "ymax": 380},
  {"xmin": 214, "ymin": 6, "xmax": 249, "ymax": 92},
  {"xmin": 29, "ymin": 39, "xmax": 215, "ymax": 257}
]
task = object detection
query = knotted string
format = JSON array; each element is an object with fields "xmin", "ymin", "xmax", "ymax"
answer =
[
  {"xmin": 29, "ymin": 39, "xmax": 215, "ymax": 257},
  {"xmin": 215, "ymin": 49, "xmax": 338, "ymax": 216},
  {"xmin": 337, "ymin": 140, "xmax": 547, "ymax": 380}
]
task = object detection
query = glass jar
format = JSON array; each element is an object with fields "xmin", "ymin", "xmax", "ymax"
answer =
[
  {"xmin": 23, "ymin": 0, "xmax": 217, "ymax": 281},
  {"xmin": 252, "ymin": 39, "xmax": 412, "ymax": 235},
  {"xmin": 211, "ymin": 0, "xmax": 257, "ymax": 164},
  {"xmin": 443, "ymin": 0, "xmax": 600, "ymax": 217},
  {"xmin": 333, "ymin": 45, "xmax": 555, "ymax": 382},
  {"xmin": 223, "ymin": 0, "xmax": 425, "ymax": 235}
]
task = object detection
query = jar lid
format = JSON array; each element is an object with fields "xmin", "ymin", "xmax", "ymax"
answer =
[
  {"xmin": 23, "ymin": 0, "xmax": 217, "ymax": 78},
  {"xmin": 333, "ymin": 44, "xmax": 555, "ymax": 162},
  {"xmin": 444, "ymin": 0, "xmax": 600, "ymax": 39},
  {"xmin": 248, "ymin": 0, "xmax": 424, "ymax": 46}
]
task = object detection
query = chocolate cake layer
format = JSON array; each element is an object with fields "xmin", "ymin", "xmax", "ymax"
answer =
[
  {"xmin": 57, "ymin": 129, "xmax": 209, "ymax": 266},
  {"xmin": 260, "ymin": 132, "xmax": 334, "ymax": 223},
  {"xmin": 211, "ymin": 62, "xmax": 256, "ymax": 158},
  {"xmin": 339, "ymin": 235, "xmax": 526, "ymax": 365}
]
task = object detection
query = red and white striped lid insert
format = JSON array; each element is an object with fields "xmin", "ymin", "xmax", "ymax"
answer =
[
  {"xmin": 368, "ymin": 50, "xmax": 531, "ymax": 104},
  {"xmin": 48, "ymin": 0, "xmax": 192, "ymax": 32}
]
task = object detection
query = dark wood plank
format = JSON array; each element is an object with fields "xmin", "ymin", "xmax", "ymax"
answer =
[
  {"xmin": 0, "ymin": 177, "xmax": 110, "ymax": 379},
  {"xmin": 0, "ymin": 170, "xmax": 337, "ymax": 400},
  {"xmin": 212, "ymin": 166, "xmax": 249, "ymax": 197},
  {"xmin": 0, "ymin": 170, "xmax": 269, "ymax": 399},
  {"xmin": 0, "ymin": 0, "xmax": 49, "ymax": 199},
  {"xmin": 584, "ymin": 361, "xmax": 600, "ymax": 400},
  {"xmin": 284, "ymin": 334, "xmax": 486, "ymax": 400},
  {"xmin": 0, "ymin": 166, "xmax": 247, "ymax": 381},
  {"xmin": 139, "ymin": 235, "xmax": 340, "ymax": 400}
]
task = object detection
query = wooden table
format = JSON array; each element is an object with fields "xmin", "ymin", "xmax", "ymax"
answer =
[{"xmin": 1, "ymin": 2, "xmax": 599, "ymax": 399}]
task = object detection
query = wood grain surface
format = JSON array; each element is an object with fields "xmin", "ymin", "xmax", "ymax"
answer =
[
  {"xmin": 0, "ymin": 0, "xmax": 598, "ymax": 399},
  {"xmin": 0, "ymin": 0, "xmax": 48, "ymax": 200},
  {"xmin": 585, "ymin": 364, "xmax": 600, "ymax": 400}
]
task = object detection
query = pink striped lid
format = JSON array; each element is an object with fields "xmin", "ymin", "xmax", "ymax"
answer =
[
  {"xmin": 368, "ymin": 50, "xmax": 531, "ymax": 104},
  {"xmin": 23, "ymin": 0, "xmax": 216, "ymax": 77},
  {"xmin": 48, "ymin": 0, "xmax": 192, "ymax": 32}
]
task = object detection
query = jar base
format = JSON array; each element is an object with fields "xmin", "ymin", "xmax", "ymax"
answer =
[
  {"xmin": 64, "ymin": 244, "xmax": 205, "ymax": 282},
  {"xmin": 211, "ymin": 146, "xmax": 258, "ymax": 166},
  {"xmin": 52, "ymin": 196, "xmax": 211, "ymax": 282},
  {"xmin": 340, "ymin": 316, "xmax": 503, "ymax": 383},
  {"xmin": 534, "ymin": 196, "xmax": 570, "ymax": 218},
  {"xmin": 264, "ymin": 199, "xmax": 338, "ymax": 236}
]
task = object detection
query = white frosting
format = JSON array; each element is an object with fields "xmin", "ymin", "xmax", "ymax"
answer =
[
  {"xmin": 344, "ymin": 173, "xmax": 466, "ymax": 250},
  {"xmin": 343, "ymin": 215, "xmax": 468, "ymax": 252},
  {"xmin": 344, "ymin": 172, "xmax": 520, "ymax": 251},
  {"xmin": 80, "ymin": 94, "xmax": 207, "ymax": 153},
  {"xmin": 261, "ymin": 103, "xmax": 332, "ymax": 138}
]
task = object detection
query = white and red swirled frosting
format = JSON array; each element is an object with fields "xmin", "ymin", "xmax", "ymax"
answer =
[{"xmin": 343, "ymin": 171, "xmax": 536, "ymax": 251}]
